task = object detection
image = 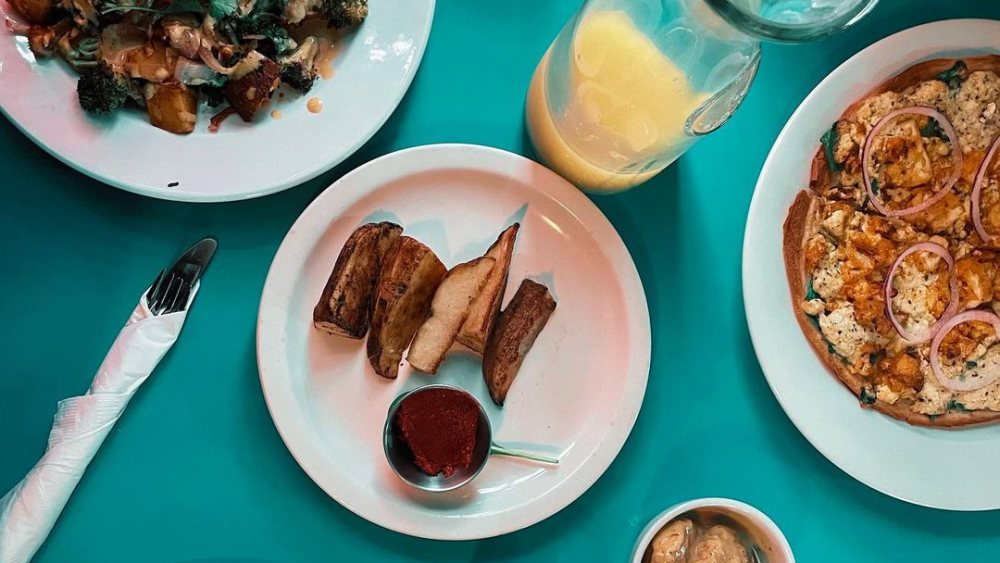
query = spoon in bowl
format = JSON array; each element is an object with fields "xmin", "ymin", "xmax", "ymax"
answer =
[{"xmin": 383, "ymin": 384, "xmax": 559, "ymax": 493}]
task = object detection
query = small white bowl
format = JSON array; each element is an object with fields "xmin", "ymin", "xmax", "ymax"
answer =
[{"xmin": 630, "ymin": 498, "xmax": 794, "ymax": 563}]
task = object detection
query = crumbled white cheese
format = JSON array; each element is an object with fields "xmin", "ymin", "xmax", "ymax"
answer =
[
  {"xmin": 915, "ymin": 374, "xmax": 952, "ymax": 415},
  {"xmin": 891, "ymin": 259, "xmax": 941, "ymax": 337},
  {"xmin": 855, "ymin": 91, "xmax": 905, "ymax": 127},
  {"xmin": 812, "ymin": 256, "xmax": 843, "ymax": 300},
  {"xmin": 876, "ymin": 384, "xmax": 901, "ymax": 405},
  {"xmin": 819, "ymin": 304, "xmax": 879, "ymax": 359},
  {"xmin": 907, "ymin": 80, "xmax": 949, "ymax": 110},
  {"xmin": 800, "ymin": 299, "xmax": 825, "ymax": 317},
  {"xmin": 821, "ymin": 209, "xmax": 848, "ymax": 240},
  {"xmin": 833, "ymin": 121, "xmax": 864, "ymax": 164},
  {"xmin": 952, "ymin": 71, "xmax": 1000, "ymax": 152}
]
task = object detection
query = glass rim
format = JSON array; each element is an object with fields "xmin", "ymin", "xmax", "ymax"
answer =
[{"xmin": 702, "ymin": 0, "xmax": 881, "ymax": 43}]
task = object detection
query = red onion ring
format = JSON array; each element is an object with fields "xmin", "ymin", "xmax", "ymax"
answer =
[
  {"xmin": 862, "ymin": 107, "xmax": 963, "ymax": 217},
  {"xmin": 883, "ymin": 242, "xmax": 959, "ymax": 343},
  {"xmin": 930, "ymin": 310, "xmax": 1000, "ymax": 392},
  {"xmin": 971, "ymin": 136, "xmax": 1000, "ymax": 244}
]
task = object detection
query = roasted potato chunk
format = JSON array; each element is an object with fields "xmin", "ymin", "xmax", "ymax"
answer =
[
  {"xmin": 408, "ymin": 257, "xmax": 496, "ymax": 374},
  {"xmin": 482, "ymin": 279, "xmax": 556, "ymax": 405},
  {"xmin": 367, "ymin": 236, "xmax": 447, "ymax": 378},
  {"xmin": 124, "ymin": 40, "xmax": 178, "ymax": 83},
  {"xmin": 224, "ymin": 55, "xmax": 282, "ymax": 122},
  {"xmin": 457, "ymin": 223, "xmax": 519, "ymax": 353},
  {"xmin": 145, "ymin": 82, "xmax": 198, "ymax": 134},
  {"xmin": 314, "ymin": 222, "xmax": 403, "ymax": 339}
]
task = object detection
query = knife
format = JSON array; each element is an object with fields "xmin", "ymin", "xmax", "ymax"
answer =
[{"xmin": 0, "ymin": 237, "xmax": 217, "ymax": 563}]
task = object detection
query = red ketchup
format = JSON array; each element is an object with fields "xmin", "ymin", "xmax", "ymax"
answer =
[{"xmin": 395, "ymin": 388, "xmax": 480, "ymax": 477}]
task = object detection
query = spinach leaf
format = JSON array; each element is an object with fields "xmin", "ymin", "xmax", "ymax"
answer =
[
  {"xmin": 870, "ymin": 178, "xmax": 879, "ymax": 195},
  {"xmin": 860, "ymin": 386, "xmax": 877, "ymax": 405},
  {"xmin": 825, "ymin": 343, "xmax": 849, "ymax": 364},
  {"xmin": 966, "ymin": 360, "xmax": 978, "ymax": 369},
  {"xmin": 805, "ymin": 277, "xmax": 820, "ymax": 301},
  {"xmin": 946, "ymin": 400, "xmax": 969, "ymax": 412},
  {"xmin": 936, "ymin": 60, "xmax": 968, "ymax": 90},
  {"xmin": 920, "ymin": 118, "xmax": 949, "ymax": 142},
  {"xmin": 869, "ymin": 352, "xmax": 880, "ymax": 366},
  {"xmin": 209, "ymin": 0, "xmax": 239, "ymax": 19},
  {"xmin": 820, "ymin": 122, "xmax": 843, "ymax": 172}
]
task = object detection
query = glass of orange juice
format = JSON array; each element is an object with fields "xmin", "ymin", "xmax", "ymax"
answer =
[{"xmin": 526, "ymin": 0, "xmax": 879, "ymax": 193}]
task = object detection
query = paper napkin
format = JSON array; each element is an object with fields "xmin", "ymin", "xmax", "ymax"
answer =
[{"xmin": 0, "ymin": 286, "xmax": 197, "ymax": 563}]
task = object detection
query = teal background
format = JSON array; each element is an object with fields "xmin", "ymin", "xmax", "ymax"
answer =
[{"xmin": 2, "ymin": 0, "xmax": 999, "ymax": 561}]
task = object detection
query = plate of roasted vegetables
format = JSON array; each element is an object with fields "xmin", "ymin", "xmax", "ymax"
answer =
[
  {"xmin": 0, "ymin": 0, "xmax": 434, "ymax": 201},
  {"xmin": 256, "ymin": 144, "xmax": 652, "ymax": 539}
]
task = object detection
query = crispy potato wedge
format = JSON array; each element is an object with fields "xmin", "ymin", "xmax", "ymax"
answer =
[
  {"xmin": 224, "ymin": 55, "xmax": 281, "ymax": 121},
  {"xmin": 482, "ymin": 279, "xmax": 556, "ymax": 405},
  {"xmin": 313, "ymin": 222, "xmax": 403, "ymax": 339},
  {"xmin": 145, "ymin": 82, "xmax": 198, "ymax": 134},
  {"xmin": 457, "ymin": 223, "xmax": 519, "ymax": 353},
  {"xmin": 407, "ymin": 257, "xmax": 497, "ymax": 374},
  {"xmin": 367, "ymin": 236, "xmax": 447, "ymax": 378}
]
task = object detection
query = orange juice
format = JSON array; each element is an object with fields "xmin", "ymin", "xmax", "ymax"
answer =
[{"xmin": 526, "ymin": 10, "xmax": 710, "ymax": 193}]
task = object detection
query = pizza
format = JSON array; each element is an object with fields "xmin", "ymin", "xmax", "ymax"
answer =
[{"xmin": 784, "ymin": 56, "xmax": 1000, "ymax": 426}]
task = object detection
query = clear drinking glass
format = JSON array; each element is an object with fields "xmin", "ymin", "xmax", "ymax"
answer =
[{"xmin": 526, "ymin": 0, "xmax": 880, "ymax": 193}]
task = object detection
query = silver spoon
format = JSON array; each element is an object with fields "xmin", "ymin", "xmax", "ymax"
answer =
[{"xmin": 383, "ymin": 384, "xmax": 559, "ymax": 492}]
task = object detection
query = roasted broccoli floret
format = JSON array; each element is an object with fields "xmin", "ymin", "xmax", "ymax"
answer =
[
  {"xmin": 280, "ymin": 63, "xmax": 315, "ymax": 92},
  {"xmin": 77, "ymin": 61, "xmax": 130, "ymax": 114},
  {"xmin": 278, "ymin": 36, "xmax": 318, "ymax": 92},
  {"xmin": 321, "ymin": 0, "xmax": 367, "ymax": 29},
  {"xmin": 217, "ymin": 13, "xmax": 297, "ymax": 57}
]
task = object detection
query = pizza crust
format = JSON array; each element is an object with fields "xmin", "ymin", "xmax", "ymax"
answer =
[{"xmin": 783, "ymin": 190, "xmax": 1000, "ymax": 427}]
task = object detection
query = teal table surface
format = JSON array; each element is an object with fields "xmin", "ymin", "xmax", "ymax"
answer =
[{"xmin": 2, "ymin": 1, "xmax": 999, "ymax": 561}]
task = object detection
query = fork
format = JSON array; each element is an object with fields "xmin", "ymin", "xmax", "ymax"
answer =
[{"xmin": 145, "ymin": 270, "xmax": 193, "ymax": 316}]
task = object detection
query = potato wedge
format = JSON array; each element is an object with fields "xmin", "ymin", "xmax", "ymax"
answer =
[
  {"xmin": 313, "ymin": 222, "xmax": 403, "ymax": 339},
  {"xmin": 456, "ymin": 223, "xmax": 519, "ymax": 353},
  {"xmin": 367, "ymin": 236, "xmax": 447, "ymax": 378},
  {"xmin": 482, "ymin": 279, "xmax": 556, "ymax": 405},
  {"xmin": 407, "ymin": 257, "xmax": 497, "ymax": 374},
  {"xmin": 145, "ymin": 82, "xmax": 198, "ymax": 134}
]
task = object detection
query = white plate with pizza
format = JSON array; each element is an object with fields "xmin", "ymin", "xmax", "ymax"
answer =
[
  {"xmin": 256, "ymin": 144, "xmax": 651, "ymax": 539},
  {"xmin": 744, "ymin": 19, "xmax": 1000, "ymax": 511}
]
